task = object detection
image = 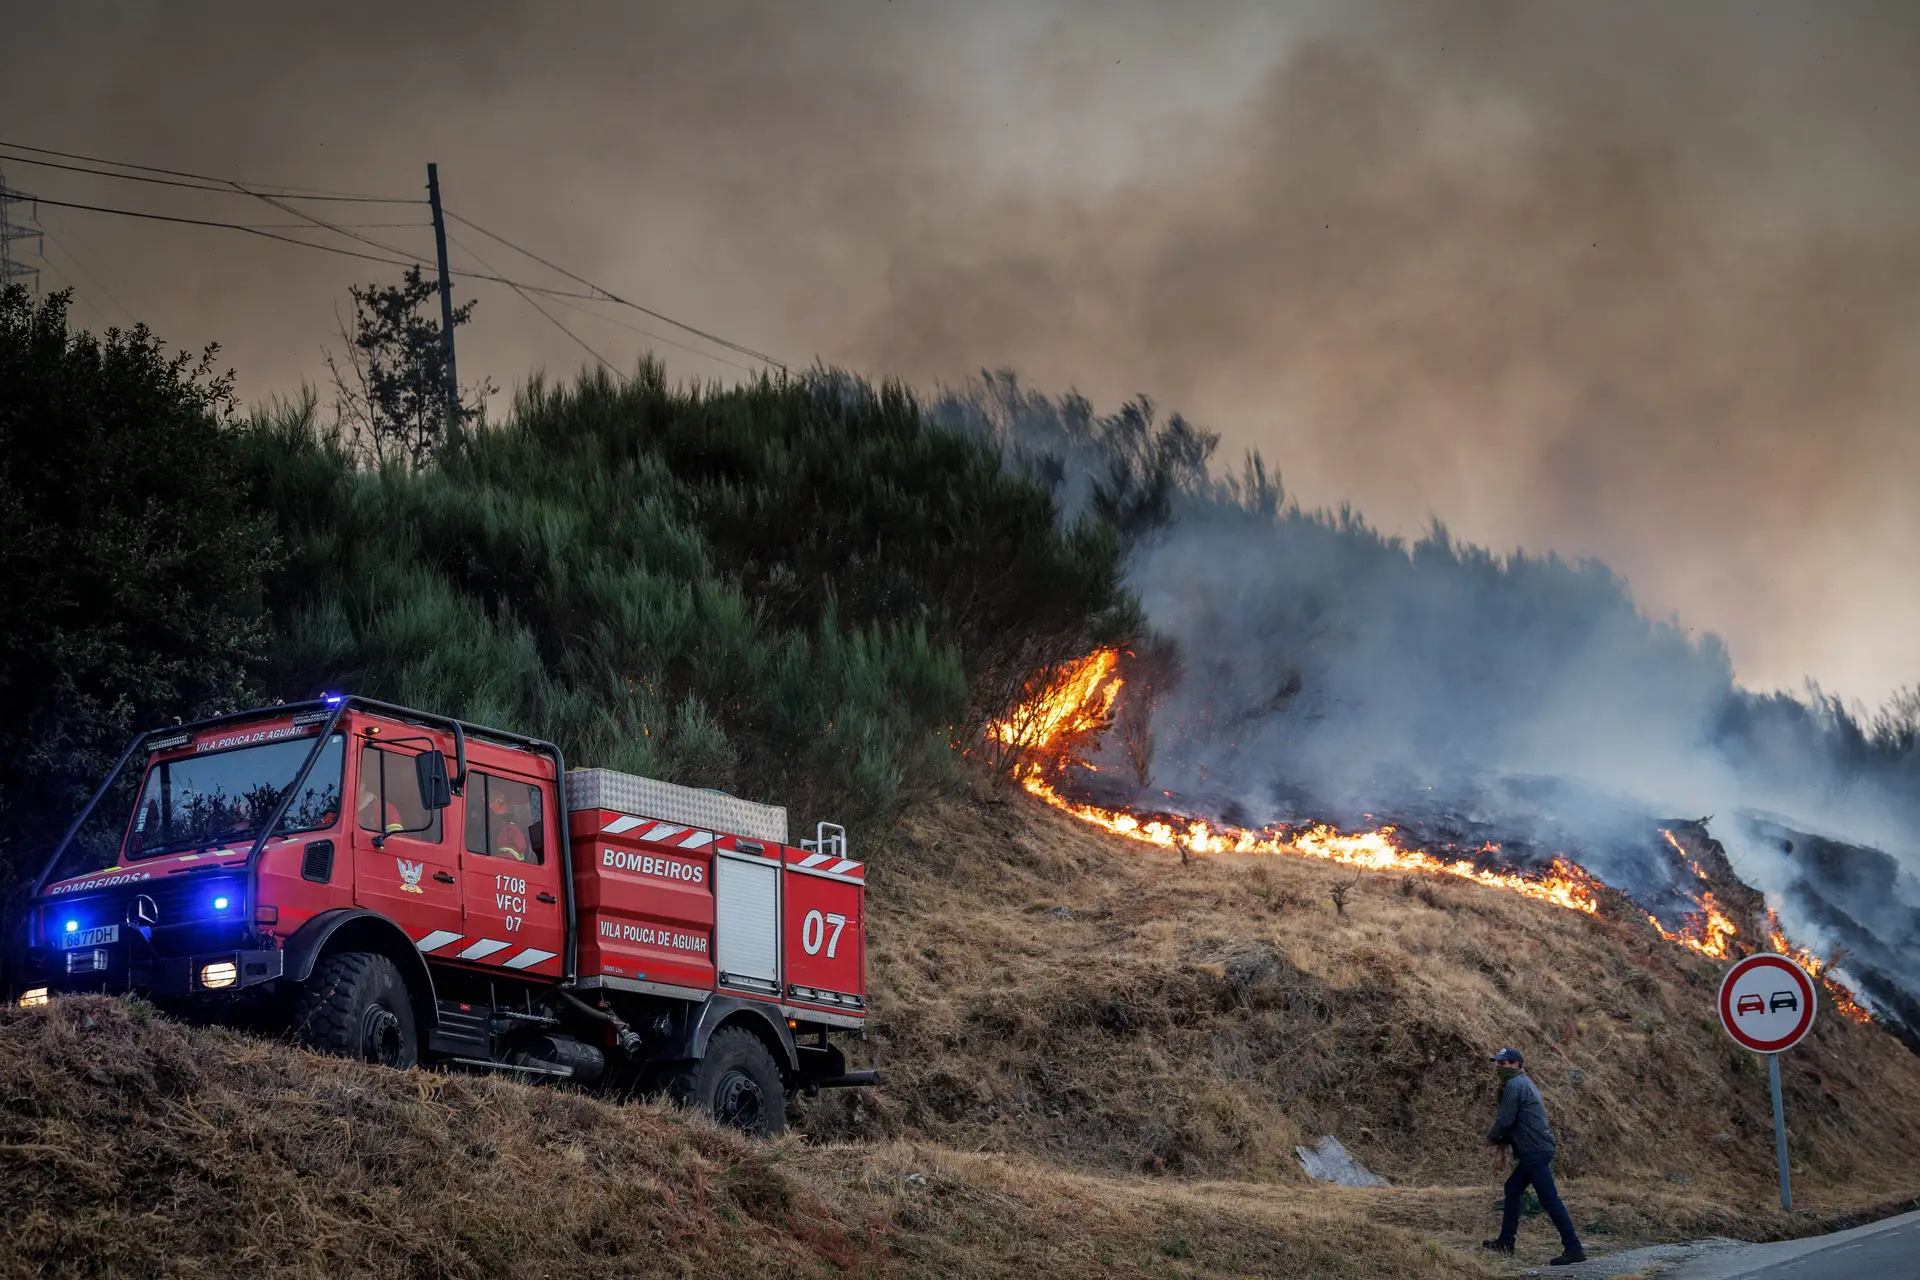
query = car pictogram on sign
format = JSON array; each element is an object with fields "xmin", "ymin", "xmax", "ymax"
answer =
[
  {"xmin": 1737, "ymin": 993, "xmax": 1765, "ymax": 1015},
  {"xmin": 1770, "ymin": 991, "xmax": 1797, "ymax": 1012}
]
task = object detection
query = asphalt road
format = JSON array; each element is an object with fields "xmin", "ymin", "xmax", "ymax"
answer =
[
  {"xmin": 1665, "ymin": 1209, "xmax": 1920, "ymax": 1280},
  {"xmin": 1537, "ymin": 1208, "xmax": 1920, "ymax": 1279}
]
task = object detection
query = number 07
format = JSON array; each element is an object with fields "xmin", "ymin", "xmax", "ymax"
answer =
[{"xmin": 802, "ymin": 909, "xmax": 848, "ymax": 958}]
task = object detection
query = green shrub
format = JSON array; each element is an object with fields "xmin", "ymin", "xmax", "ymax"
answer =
[
  {"xmin": 238, "ymin": 362, "xmax": 1131, "ymax": 826},
  {"xmin": 0, "ymin": 288, "xmax": 277, "ymax": 900}
]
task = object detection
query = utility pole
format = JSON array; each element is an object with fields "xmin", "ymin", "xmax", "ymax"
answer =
[
  {"xmin": 0, "ymin": 165, "xmax": 44, "ymax": 294},
  {"xmin": 426, "ymin": 163, "xmax": 459, "ymax": 428}
]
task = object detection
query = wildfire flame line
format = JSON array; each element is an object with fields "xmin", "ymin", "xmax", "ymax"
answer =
[
  {"xmin": 1764, "ymin": 911, "xmax": 1874, "ymax": 1024},
  {"xmin": 986, "ymin": 647, "xmax": 1878, "ymax": 1026},
  {"xmin": 1021, "ymin": 773, "xmax": 1607, "ymax": 914}
]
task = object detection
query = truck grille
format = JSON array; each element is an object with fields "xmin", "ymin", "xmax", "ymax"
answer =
[{"xmin": 52, "ymin": 874, "xmax": 247, "ymax": 943}]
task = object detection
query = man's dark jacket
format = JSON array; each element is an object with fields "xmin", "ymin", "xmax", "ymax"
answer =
[{"xmin": 1487, "ymin": 1071, "xmax": 1557, "ymax": 1162}]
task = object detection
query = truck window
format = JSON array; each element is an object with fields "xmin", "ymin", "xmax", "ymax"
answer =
[
  {"xmin": 357, "ymin": 745, "xmax": 442, "ymax": 841},
  {"xmin": 127, "ymin": 733, "xmax": 345, "ymax": 860},
  {"xmin": 463, "ymin": 772, "xmax": 542, "ymax": 864}
]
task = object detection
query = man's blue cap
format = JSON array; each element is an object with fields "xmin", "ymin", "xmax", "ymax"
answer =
[{"xmin": 1490, "ymin": 1047, "xmax": 1525, "ymax": 1064}]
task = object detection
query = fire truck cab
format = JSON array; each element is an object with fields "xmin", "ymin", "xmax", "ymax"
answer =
[{"xmin": 14, "ymin": 696, "xmax": 874, "ymax": 1134}]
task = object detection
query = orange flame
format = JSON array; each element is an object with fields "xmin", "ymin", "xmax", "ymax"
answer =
[
  {"xmin": 1764, "ymin": 912, "xmax": 1874, "ymax": 1024},
  {"xmin": 1020, "ymin": 773, "xmax": 1603, "ymax": 914},
  {"xmin": 989, "ymin": 652, "xmax": 1887, "ymax": 1029},
  {"xmin": 1641, "ymin": 892, "xmax": 1738, "ymax": 959},
  {"xmin": 985, "ymin": 649, "xmax": 1123, "ymax": 770}
]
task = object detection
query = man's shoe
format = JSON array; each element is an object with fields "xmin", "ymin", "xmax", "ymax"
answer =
[
  {"xmin": 1549, "ymin": 1245, "xmax": 1587, "ymax": 1265},
  {"xmin": 1480, "ymin": 1238, "xmax": 1515, "ymax": 1254}
]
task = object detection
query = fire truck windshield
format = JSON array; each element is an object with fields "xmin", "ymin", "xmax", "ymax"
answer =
[{"xmin": 124, "ymin": 733, "xmax": 346, "ymax": 860}]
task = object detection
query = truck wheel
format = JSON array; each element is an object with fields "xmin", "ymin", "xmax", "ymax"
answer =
[
  {"xmin": 293, "ymin": 951, "xmax": 419, "ymax": 1069},
  {"xmin": 671, "ymin": 1026, "xmax": 787, "ymax": 1136}
]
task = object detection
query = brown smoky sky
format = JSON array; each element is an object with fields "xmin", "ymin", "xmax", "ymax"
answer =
[{"xmin": 4, "ymin": 1, "xmax": 1917, "ymax": 706}]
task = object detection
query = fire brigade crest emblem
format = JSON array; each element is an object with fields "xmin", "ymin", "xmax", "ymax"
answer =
[{"xmin": 396, "ymin": 858, "xmax": 425, "ymax": 893}]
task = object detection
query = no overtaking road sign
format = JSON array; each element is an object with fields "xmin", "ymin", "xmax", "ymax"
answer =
[
  {"xmin": 1718, "ymin": 952, "xmax": 1819, "ymax": 1210},
  {"xmin": 1719, "ymin": 952, "xmax": 1817, "ymax": 1053}
]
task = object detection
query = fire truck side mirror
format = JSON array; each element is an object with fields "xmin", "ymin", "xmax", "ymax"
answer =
[{"xmin": 415, "ymin": 750, "xmax": 453, "ymax": 811}]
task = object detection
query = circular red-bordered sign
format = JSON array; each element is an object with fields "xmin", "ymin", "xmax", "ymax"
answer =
[{"xmin": 1718, "ymin": 953, "xmax": 1817, "ymax": 1053}]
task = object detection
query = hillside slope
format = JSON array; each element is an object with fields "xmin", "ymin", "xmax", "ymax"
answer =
[
  {"xmin": 1, "ymin": 997, "xmax": 1491, "ymax": 1279},
  {"xmin": 6, "ymin": 778, "xmax": 1918, "ymax": 1278},
  {"xmin": 802, "ymin": 772, "xmax": 1920, "ymax": 1254}
]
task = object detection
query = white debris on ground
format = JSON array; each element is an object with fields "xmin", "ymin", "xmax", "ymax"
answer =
[{"xmin": 1293, "ymin": 1135, "xmax": 1388, "ymax": 1187}]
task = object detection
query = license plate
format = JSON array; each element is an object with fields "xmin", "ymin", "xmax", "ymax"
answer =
[{"xmin": 59, "ymin": 924, "xmax": 118, "ymax": 949}]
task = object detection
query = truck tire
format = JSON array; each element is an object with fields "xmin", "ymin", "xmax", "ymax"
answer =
[
  {"xmin": 293, "ymin": 950, "xmax": 419, "ymax": 1069},
  {"xmin": 670, "ymin": 1026, "xmax": 787, "ymax": 1136}
]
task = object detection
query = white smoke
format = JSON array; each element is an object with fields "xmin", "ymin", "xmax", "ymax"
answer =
[{"xmin": 935, "ymin": 375, "xmax": 1920, "ymax": 1042}]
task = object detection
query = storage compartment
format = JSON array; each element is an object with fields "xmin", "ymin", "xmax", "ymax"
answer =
[
  {"xmin": 782, "ymin": 841, "xmax": 866, "ymax": 1018},
  {"xmin": 714, "ymin": 836, "xmax": 781, "ymax": 998},
  {"xmin": 571, "ymin": 807, "xmax": 717, "ymax": 997},
  {"xmin": 567, "ymin": 769, "xmax": 862, "ymax": 1019}
]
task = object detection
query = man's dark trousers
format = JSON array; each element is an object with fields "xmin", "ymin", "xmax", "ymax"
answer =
[{"xmin": 1499, "ymin": 1157, "xmax": 1581, "ymax": 1251}]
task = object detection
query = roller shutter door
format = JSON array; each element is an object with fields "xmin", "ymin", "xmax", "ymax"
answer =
[{"xmin": 714, "ymin": 854, "xmax": 779, "ymax": 994}]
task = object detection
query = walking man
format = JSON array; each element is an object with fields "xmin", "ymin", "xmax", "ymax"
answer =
[{"xmin": 1483, "ymin": 1047, "xmax": 1586, "ymax": 1266}]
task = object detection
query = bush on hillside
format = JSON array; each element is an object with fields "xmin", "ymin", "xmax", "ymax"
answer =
[
  {"xmin": 0, "ymin": 287, "xmax": 278, "ymax": 900},
  {"xmin": 242, "ymin": 363, "xmax": 1137, "ymax": 822},
  {"xmin": 0, "ymin": 296, "xmax": 1140, "ymax": 887}
]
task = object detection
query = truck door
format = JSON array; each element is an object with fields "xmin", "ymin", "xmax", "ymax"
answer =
[
  {"xmin": 351, "ymin": 742, "xmax": 462, "ymax": 950},
  {"xmin": 456, "ymin": 769, "xmax": 564, "ymax": 977}
]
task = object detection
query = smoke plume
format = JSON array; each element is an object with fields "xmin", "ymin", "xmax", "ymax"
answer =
[
  {"xmin": 936, "ymin": 369, "xmax": 1920, "ymax": 1041},
  {"xmin": 4, "ymin": 4, "xmax": 1918, "ymax": 707}
]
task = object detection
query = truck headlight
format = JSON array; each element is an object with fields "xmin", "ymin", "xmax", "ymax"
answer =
[
  {"xmin": 198, "ymin": 961, "xmax": 238, "ymax": 990},
  {"xmin": 17, "ymin": 987, "xmax": 49, "ymax": 1008}
]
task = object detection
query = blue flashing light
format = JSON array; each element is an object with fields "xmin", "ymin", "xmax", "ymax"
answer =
[
  {"xmin": 322, "ymin": 693, "xmax": 345, "ymax": 705},
  {"xmin": 212, "ymin": 896, "xmax": 230, "ymax": 911},
  {"xmin": 64, "ymin": 919, "xmax": 78, "ymax": 933}
]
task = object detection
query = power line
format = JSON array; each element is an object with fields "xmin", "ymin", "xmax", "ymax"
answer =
[
  {"xmin": 9, "ymin": 186, "xmax": 753, "ymax": 319},
  {"xmin": 3, "ymin": 190, "xmax": 430, "ymax": 270},
  {"xmin": 7, "ymin": 187, "xmax": 564, "ymax": 294},
  {"xmin": 38, "ymin": 217, "xmax": 139, "ymax": 326},
  {"xmin": 0, "ymin": 150, "xmax": 286, "ymax": 198},
  {"xmin": 234, "ymin": 221, "xmax": 431, "ymax": 230},
  {"xmin": 443, "ymin": 207, "xmax": 786, "ymax": 372},
  {"xmin": 3, "ymin": 155, "xmax": 786, "ymax": 381},
  {"xmin": 237, "ymin": 184, "xmax": 432, "ymax": 267},
  {"xmin": 29, "ymin": 255, "xmax": 108, "ymax": 329},
  {"xmin": 0, "ymin": 140, "xmax": 424, "ymax": 203},
  {"xmin": 447, "ymin": 228, "xmax": 621, "ymax": 380},
  {"xmin": 534, "ymin": 289, "xmax": 756, "ymax": 376},
  {"xmin": 0, "ymin": 154, "xmax": 430, "ymax": 228}
]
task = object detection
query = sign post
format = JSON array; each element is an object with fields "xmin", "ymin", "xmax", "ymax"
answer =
[
  {"xmin": 1767, "ymin": 1055, "xmax": 1790, "ymax": 1210},
  {"xmin": 1717, "ymin": 953, "xmax": 1818, "ymax": 1212}
]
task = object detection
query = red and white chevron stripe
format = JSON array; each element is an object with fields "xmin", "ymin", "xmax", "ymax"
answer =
[
  {"xmin": 600, "ymin": 815, "xmax": 715, "ymax": 848},
  {"xmin": 788, "ymin": 849, "xmax": 864, "ymax": 882},
  {"xmin": 411, "ymin": 929, "xmax": 557, "ymax": 971}
]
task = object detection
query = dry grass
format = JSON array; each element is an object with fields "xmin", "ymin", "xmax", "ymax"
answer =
[
  {"xmin": 6, "ymin": 772, "xmax": 1917, "ymax": 1276},
  {"xmin": 801, "ymin": 770, "xmax": 1920, "ymax": 1254},
  {"xmin": 0, "ymin": 997, "xmax": 1492, "ymax": 1279}
]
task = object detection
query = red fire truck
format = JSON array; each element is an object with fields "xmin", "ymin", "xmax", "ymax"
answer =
[{"xmin": 12, "ymin": 696, "xmax": 875, "ymax": 1134}]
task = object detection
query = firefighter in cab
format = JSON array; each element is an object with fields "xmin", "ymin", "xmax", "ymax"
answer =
[
  {"xmin": 358, "ymin": 767, "xmax": 405, "ymax": 834},
  {"xmin": 490, "ymin": 785, "xmax": 532, "ymax": 862}
]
